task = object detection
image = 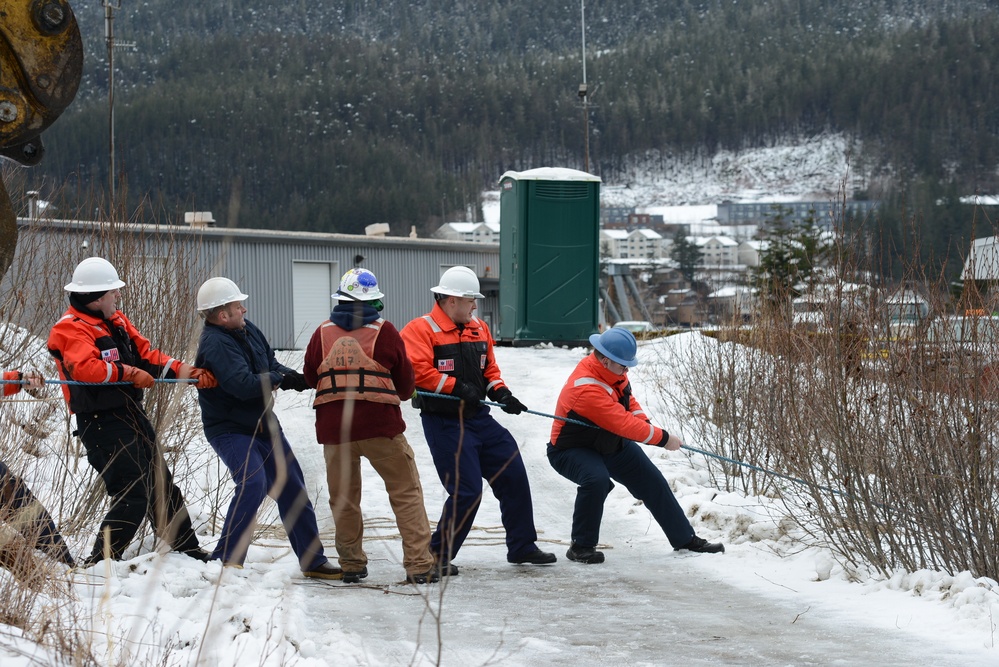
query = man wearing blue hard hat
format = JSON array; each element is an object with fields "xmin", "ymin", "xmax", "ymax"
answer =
[{"xmin": 546, "ymin": 327, "xmax": 724, "ymax": 564}]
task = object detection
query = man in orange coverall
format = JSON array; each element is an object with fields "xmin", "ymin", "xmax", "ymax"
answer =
[
  {"xmin": 547, "ymin": 327, "xmax": 724, "ymax": 564},
  {"xmin": 47, "ymin": 257, "xmax": 216, "ymax": 566},
  {"xmin": 400, "ymin": 266, "xmax": 555, "ymax": 571}
]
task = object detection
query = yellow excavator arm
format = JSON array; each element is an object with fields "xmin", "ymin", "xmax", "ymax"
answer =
[{"xmin": 0, "ymin": 0, "xmax": 82, "ymax": 275}]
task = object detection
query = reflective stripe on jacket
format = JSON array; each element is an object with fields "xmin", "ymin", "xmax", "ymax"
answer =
[
  {"xmin": 399, "ymin": 303, "xmax": 506, "ymax": 415},
  {"xmin": 47, "ymin": 306, "xmax": 181, "ymax": 414},
  {"xmin": 549, "ymin": 352, "xmax": 663, "ymax": 453},
  {"xmin": 313, "ymin": 319, "xmax": 399, "ymax": 407}
]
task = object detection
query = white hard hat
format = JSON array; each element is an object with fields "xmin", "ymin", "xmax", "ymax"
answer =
[
  {"xmin": 334, "ymin": 268, "xmax": 384, "ymax": 301},
  {"xmin": 431, "ymin": 266, "xmax": 484, "ymax": 299},
  {"xmin": 64, "ymin": 257, "xmax": 126, "ymax": 292},
  {"xmin": 197, "ymin": 277, "xmax": 249, "ymax": 311}
]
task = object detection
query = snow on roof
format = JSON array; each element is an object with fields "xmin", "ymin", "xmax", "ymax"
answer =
[
  {"xmin": 441, "ymin": 222, "xmax": 482, "ymax": 233},
  {"xmin": 639, "ymin": 204, "xmax": 718, "ymax": 222},
  {"xmin": 963, "ymin": 235, "xmax": 999, "ymax": 280},
  {"xmin": 440, "ymin": 221, "xmax": 498, "ymax": 234},
  {"xmin": 499, "ymin": 167, "xmax": 601, "ymax": 183},
  {"xmin": 885, "ymin": 289, "xmax": 928, "ymax": 304},
  {"xmin": 959, "ymin": 195, "xmax": 999, "ymax": 206},
  {"xmin": 601, "ymin": 229, "xmax": 629, "ymax": 239},
  {"xmin": 708, "ymin": 285, "xmax": 755, "ymax": 298},
  {"xmin": 694, "ymin": 235, "xmax": 738, "ymax": 246},
  {"xmin": 630, "ymin": 228, "xmax": 662, "ymax": 239}
]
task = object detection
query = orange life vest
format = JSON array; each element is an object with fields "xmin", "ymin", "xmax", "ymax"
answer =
[{"xmin": 313, "ymin": 319, "xmax": 400, "ymax": 407}]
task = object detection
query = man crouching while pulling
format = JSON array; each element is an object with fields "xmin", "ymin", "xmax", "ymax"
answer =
[{"xmin": 547, "ymin": 327, "xmax": 724, "ymax": 564}]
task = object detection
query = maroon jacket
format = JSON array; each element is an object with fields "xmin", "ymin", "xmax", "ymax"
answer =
[{"xmin": 303, "ymin": 303, "xmax": 415, "ymax": 444}]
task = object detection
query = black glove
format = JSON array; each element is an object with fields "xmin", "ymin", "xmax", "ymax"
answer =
[
  {"xmin": 490, "ymin": 387, "xmax": 527, "ymax": 415},
  {"xmin": 279, "ymin": 371, "xmax": 310, "ymax": 392},
  {"xmin": 451, "ymin": 380, "xmax": 481, "ymax": 408}
]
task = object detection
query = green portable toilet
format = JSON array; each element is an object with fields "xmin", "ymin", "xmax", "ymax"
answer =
[{"xmin": 497, "ymin": 167, "xmax": 602, "ymax": 345}]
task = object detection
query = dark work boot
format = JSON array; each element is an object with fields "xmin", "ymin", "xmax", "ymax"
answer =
[
  {"xmin": 677, "ymin": 536, "xmax": 725, "ymax": 554},
  {"xmin": 406, "ymin": 567, "xmax": 441, "ymax": 584},
  {"xmin": 181, "ymin": 548, "xmax": 213, "ymax": 562},
  {"xmin": 508, "ymin": 548, "xmax": 557, "ymax": 565},
  {"xmin": 566, "ymin": 544, "xmax": 605, "ymax": 564},
  {"xmin": 341, "ymin": 566, "xmax": 369, "ymax": 584}
]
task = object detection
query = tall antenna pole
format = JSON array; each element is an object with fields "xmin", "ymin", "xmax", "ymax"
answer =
[
  {"xmin": 103, "ymin": 1, "xmax": 135, "ymax": 204},
  {"xmin": 578, "ymin": 0, "xmax": 590, "ymax": 173},
  {"xmin": 104, "ymin": 1, "xmax": 117, "ymax": 202}
]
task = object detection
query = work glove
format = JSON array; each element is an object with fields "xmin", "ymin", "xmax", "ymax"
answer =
[
  {"xmin": 189, "ymin": 368, "xmax": 219, "ymax": 389},
  {"xmin": 121, "ymin": 365, "xmax": 155, "ymax": 389},
  {"xmin": 451, "ymin": 380, "xmax": 481, "ymax": 408},
  {"xmin": 279, "ymin": 371, "xmax": 311, "ymax": 392},
  {"xmin": 490, "ymin": 387, "xmax": 527, "ymax": 415},
  {"xmin": 655, "ymin": 431, "xmax": 682, "ymax": 451},
  {"xmin": 176, "ymin": 363, "xmax": 218, "ymax": 389}
]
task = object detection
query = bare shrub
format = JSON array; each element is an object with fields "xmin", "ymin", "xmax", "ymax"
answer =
[
  {"xmin": 652, "ymin": 222, "xmax": 999, "ymax": 580},
  {"xmin": 0, "ymin": 185, "xmax": 229, "ymax": 660}
]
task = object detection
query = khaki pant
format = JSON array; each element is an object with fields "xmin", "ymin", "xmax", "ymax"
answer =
[{"xmin": 323, "ymin": 434, "xmax": 435, "ymax": 576}]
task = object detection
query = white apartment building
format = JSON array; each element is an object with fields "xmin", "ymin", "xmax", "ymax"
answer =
[
  {"xmin": 696, "ymin": 235, "xmax": 739, "ymax": 266},
  {"xmin": 434, "ymin": 221, "xmax": 500, "ymax": 244}
]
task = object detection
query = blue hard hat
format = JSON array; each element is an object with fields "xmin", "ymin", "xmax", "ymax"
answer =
[{"xmin": 589, "ymin": 328, "xmax": 639, "ymax": 367}]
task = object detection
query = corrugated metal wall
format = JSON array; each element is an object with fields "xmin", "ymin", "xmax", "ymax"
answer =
[{"xmin": 13, "ymin": 219, "xmax": 500, "ymax": 348}]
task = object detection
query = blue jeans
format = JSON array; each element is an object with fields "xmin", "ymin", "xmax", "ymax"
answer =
[
  {"xmin": 421, "ymin": 407, "xmax": 540, "ymax": 562},
  {"xmin": 210, "ymin": 431, "xmax": 326, "ymax": 570},
  {"xmin": 547, "ymin": 440, "xmax": 695, "ymax": 549}
]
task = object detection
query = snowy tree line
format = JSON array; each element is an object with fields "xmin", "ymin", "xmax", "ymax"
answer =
[{"xmin": 20, "ymin": 0, "xmax": 999, "ymax": 278}]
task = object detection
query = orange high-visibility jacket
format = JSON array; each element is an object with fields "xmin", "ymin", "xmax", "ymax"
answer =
[
  {"xmin": 47, "ymin": 306, "xmax": 181, "ymax": 414},
  {"xmin": 400, "ymin": 303, "xmax": 507, "ymax": 414},
  {"xmin": 549, "ymin": 352, "xmax": 665, "ymax": 453}
]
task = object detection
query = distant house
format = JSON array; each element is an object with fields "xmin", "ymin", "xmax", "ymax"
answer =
[
  {"xmin": 717, "ymin": 201, "xmax": 878, "ymax": 230},
  {"xmin": 625, "ymin": 228, "xmax": 663, "ymax": 259},
  {"xmin": 659, "ymin": 288, "xmax": 704, "ymax": 326},
  {"xmin": 963, "ymin": 236, "xmax": 999, "ymax": 280},
  {"xmin": 434, "ymin": 221, "xmax": 500, "ymax": 244},
  {"xmin": 707, "ymin": 286, "xmax": 756, "ymax": 322},
  {"xmin": 600, "ymin": 206, "xmax": 633, "ymax": 226},
  {"xmin": 695, "ymin": 235, "xmax": 739, "ymax": 267},
  {"xmin": 738, "ymin": 240, "xmax": 767, "ymax": 267},
  {"xmin": 600, "ymin": 229, "xmax": 630, "ymax": 258}
]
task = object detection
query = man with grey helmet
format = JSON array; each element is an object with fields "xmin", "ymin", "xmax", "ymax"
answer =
[{"xmin": 547, "ymin": 327, "xmax": 724, "ymax": 564}]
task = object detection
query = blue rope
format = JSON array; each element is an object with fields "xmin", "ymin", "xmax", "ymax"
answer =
[
  {"xmin": 0, "ymin": 378, "xmax": 196, "ymax": 386},
  {"xmin": 416, "ymin": 389, "xmax": 856, "ymax": 502}
]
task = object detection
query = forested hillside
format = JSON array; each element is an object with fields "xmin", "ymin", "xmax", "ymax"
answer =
[{"xmin": 23, "ymin": 0, "xmax": 999, "ymax": 277}]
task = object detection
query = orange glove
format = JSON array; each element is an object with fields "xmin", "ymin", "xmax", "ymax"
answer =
[
  {"xmin": 189, "ymin": 368, "xmax": 218, "ymax": 389},
  {"xmin": 121, "ymin": 365, "xmax": 155, "ymax": 389}
]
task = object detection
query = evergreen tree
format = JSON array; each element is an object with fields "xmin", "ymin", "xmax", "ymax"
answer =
[
  {"xmin": 670, "ymin": 230, "xmax": 703, "ymax": 284},
  {"xmin": 753, "ymin": 206, "xmax": 831, "ymax": 315}
]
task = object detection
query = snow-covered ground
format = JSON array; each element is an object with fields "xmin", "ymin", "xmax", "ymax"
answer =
[{"xmin": 2, "ymin": 333, "xmax": 997, "ymax": 666}]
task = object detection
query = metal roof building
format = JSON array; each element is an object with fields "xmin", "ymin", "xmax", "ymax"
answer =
[
  {"xmin": 11, "ymin": 217, "xmax": 500, "ymax": 349},
  {"xmin": 963, "ymin": 236, "xmax": 999, "ymax": 281}
]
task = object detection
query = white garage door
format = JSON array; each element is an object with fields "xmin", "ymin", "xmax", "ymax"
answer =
[{"xmin": 292, "ymin": 261, "xmax": 337, "ymax": 349}]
